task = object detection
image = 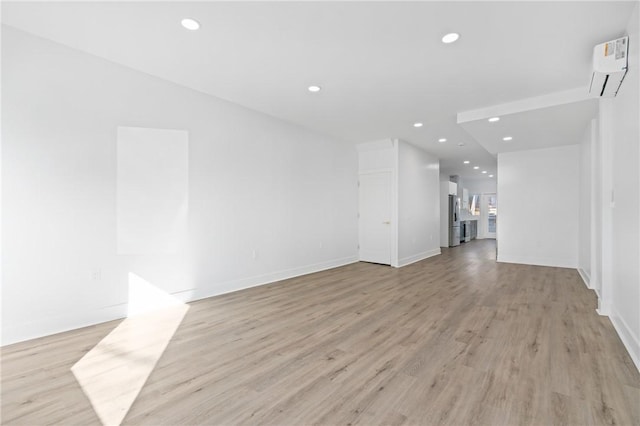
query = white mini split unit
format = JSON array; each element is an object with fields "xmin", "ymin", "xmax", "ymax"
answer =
[{"xmin": 589, "ymin": 36, "xmax": 629, "ymax": 97}]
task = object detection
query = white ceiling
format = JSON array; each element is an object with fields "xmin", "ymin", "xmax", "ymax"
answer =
[
  {"xmin": 459, "ymin": 99, "xmax": 599, "ymax": 156},
  {"xmin": 2, "ymin": 1, "xmax": 635, "ymax": 180}
]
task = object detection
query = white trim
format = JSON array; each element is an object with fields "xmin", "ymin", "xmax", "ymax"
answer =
[
  {"xmin": 397, "ymin": 249, "xmax": 441, "ymax": 268},
  {"xmin": 391, "ymin": 139, "xmax": 400, "ymax": 268},
  {"xmin": 496, "ymin": 254, "xmax": 577, "ymax": 269},
  {"xmin": 596, "ymin": 300, "xmax": 612, "ymax": 317},
  {"xmin": 1, "ymin": 256, "xmax": 358, "ymax": 346},
  {"xmin": 577, "ymin": 268, "xmax": 592, "ymax": 289},
  {"xmin": 589, "ymin": 117, "xmax": 601, "ymax": 304},
  {"xmin": 599, "ymin": 98, "xmax": 615, "ymax": 323},
  {"xmin": 609, "ymin": 307, "xmax": 640, "ymax": 373},
  {"xmin": 1, "ymin": 304, "xmax": 128, "ymax": 348},
  {"xmin": 183, "ymin": 256, "xmax": 359, "ymax": 302}
]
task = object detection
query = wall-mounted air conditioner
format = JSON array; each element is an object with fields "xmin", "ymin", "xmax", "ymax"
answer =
[{"xmin": 589, "ymin": 36, "xmax": 629, "ymax": 97}]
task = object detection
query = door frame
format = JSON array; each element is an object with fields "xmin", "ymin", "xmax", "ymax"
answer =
[
  {"xmin": 358, "ymin": 169, "xmax": 398, "ymax": 267},
  {"xmin": 479, "ymin": 193, "xmax": 497, "ymax": 239}
]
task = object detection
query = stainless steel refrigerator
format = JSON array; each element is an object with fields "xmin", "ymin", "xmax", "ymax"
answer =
[{"xmin": 448, "ymin": 195, "xmax": 460, "ymax": 247}]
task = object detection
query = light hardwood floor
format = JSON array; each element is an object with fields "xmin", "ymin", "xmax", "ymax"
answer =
[{"xmin": 2, "ymin": 240, "xmax": 639, "ymax": 425}]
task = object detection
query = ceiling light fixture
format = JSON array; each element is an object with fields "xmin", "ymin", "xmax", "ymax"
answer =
[
  {"xmin": 181, "ymin": 18, "xmax": 200, "ymax": 31},
  {"xmin": 438, "ymin": 138, "xmax": 447, "ymax": 142},
  {"xmin": 463, "ymin": 160, "xmax": 470, "ymax": 164},
  {"xmin": 482, "ymin": 171, "xmax": 487, "ymax": 174},
  {"xmin": 413, "ymin": 122, "xmax": 423, "ymax": 128},
  {"xmin": 489, "ymin": 174, "xmax": 494, "ymax": 178},
  {"xmin": 503, "ymin": 136, "xmax": 513, "ymax": 141},
  {"xmin": 308, "ymin": 85, "xmax": 321, "ymax": 93},
  {"xmin": 442, "ymin": 33, "xmax": 460, "ymax": 44},
  {"xmin": 473, "ymin": 166, "xmax": 479, "ymax": 170},
  {"xmin": 488, "ymin": 117, "xmax": 500, "ymax": 122}
]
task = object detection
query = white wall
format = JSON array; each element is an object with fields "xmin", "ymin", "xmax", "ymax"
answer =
[
  {"xmin": 497, "ymin": 145, "xmax": 579, "ymax": 268},
  {"xmin": 605, "ymin": 3, "xmax": 640, "ymax": 370},
  {"xmin": 358, "ymin": 139, "xmax": 396, "ymax": 171},
  {"xmin": 2, "ymin": 27, "xmax": 358, "ymax": 345},
  {"xmin": 397, "ymin": 141, "xmax": 440, "ymax": 266},
  {"xmin": 562, "ymin": 5, "xmax": 640, "ymax": 372}
]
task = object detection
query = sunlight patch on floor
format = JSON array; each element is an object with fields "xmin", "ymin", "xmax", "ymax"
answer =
[{"xmin": 71, "ymin": 273, "xmax": 189, "ymax": 425}]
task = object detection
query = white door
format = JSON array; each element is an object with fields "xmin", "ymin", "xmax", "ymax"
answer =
[{"xmin": 359, "ymin": 172, "xmax": 392, "ymax": 265}]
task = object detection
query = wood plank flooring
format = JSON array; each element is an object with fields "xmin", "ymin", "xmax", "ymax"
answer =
[{"xmin": 2, "ymin": 240, "xmax": 639, "ymax": 425}]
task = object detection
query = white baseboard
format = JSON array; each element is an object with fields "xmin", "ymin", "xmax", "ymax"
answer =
[
  {"xmin": 176, "ymin": 256, "xmax": 359, "ymax": 302},
  {"xmin": 497, "ymin": 254, "xmax": 577, "ymax": 269},
  {"xmin": 577, "ymin": 268, "xmax": 592, "ymax": 289},
  {"xmin": 1, "ymin": 304, "xmax": 128, "ymax": 347},
  {"xmin": 609, "ymin": 307, "xmax": 640, "ymax": 373},
  {"xmin": 596, "ymin": 300, "xmax": 612, "ymax": 317},
  {"xmin": 1, "ymin": 256, "xmax": 358, "ymax": 347},
  {"xmin": 397, "ymin": 248, "xmax": 441, "ymax": 268}
]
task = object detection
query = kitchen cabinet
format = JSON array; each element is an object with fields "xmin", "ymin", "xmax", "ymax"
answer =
[{"xmin": 462, "ymin": 220, "xmax": 478, "ymax": 242}]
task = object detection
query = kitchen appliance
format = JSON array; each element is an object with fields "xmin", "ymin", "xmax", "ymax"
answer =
[{"xmin": 448, "ymin": 195, "xmax": 460, "ymax": 247}]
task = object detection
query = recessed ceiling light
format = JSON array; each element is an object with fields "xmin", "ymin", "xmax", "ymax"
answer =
[
  {"xmin": 463, "ymin": 160, "xmax": 470, "ymax": 164},
  {"xmin": 308, "ymin": 85, "xmax": 321, "ymax": 93},
  {"xmin": 488, "ymin": 117, "xmax": 500, "ymax": 122},
  {"xmin": 181, "ymin": 18, "xmax": 200, "ymax": 31},
  {"xmin": 438, "ymin": 138, "xmax": 447, "ymax": 142},
  {"xmin": 503, "ymin": 136, "xmax": 513, "ymax": 141},
  {"xmin": 473, "ymin": 166, "xmax": 479, "ymax": 170},
  {"xmin": 413, "ymin": 122, "xmax": 423, "ymax": 128},
  {"xmin": 442, "ymin": 33, "xmax": 460, "ymax": 44},
  {"xmin": 489, "ymin": 174, "xmax": 494, "ymax": 177},
  {"xmin": 482, "ymin": 171, "xmax": 487, "ymax": 174}
]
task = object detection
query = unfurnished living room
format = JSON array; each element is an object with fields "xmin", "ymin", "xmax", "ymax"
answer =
[{"xmin": 1, "ymin": 1, "xmax": 639, "ymax": 425}]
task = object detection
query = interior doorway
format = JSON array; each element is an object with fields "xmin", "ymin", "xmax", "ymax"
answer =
[{"xmin": 480, "ymin": 193, "xmax": 497, "ymax": 239}]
